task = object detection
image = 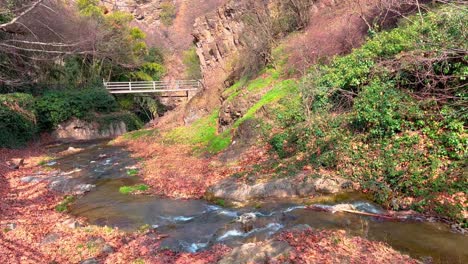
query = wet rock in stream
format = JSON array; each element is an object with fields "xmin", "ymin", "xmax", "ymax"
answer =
[
  {"xmin": 237, "ymin": 213, "xmax": 257, "ymax": 232},
  {"xmin": 73, "ymin": 183, "xmax": 96, "ymax": 195}
]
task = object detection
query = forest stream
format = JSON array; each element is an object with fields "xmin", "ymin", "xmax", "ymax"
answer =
[{"xmin": 43, "ymin": 141, "xmax": 468, "ymax": 264}]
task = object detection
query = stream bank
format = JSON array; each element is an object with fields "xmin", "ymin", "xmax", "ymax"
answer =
[{"xmin": 6, "ymin": 140, "xmax": 464, "ymax": 263}]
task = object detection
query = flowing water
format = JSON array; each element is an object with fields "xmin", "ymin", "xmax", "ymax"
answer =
[{"xmin": 46, "ymin": 141, "xmax": 467, "ymax": 263}]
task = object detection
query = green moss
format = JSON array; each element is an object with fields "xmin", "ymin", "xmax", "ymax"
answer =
[
  {"xmin": 205, "ymin": 131, "xmax": 232, "ymax": 154},
  {"xmin": 223, "ymin": 78, "xmax": 248, "ymax": 102},
  {"xmin": 246, "ymin": 75, "xmax": 275, "ymax": 92},
  {"xmin": 126, "ymin": 168, "xmax": 139, "ymax": 176},
  {"xmin": 55, "ymin": 195, "xmax": 75, "ymax": 212},
  {"xmin": 164, "ymin": 110, "xmax": 233, "ymax": 154},
  {"xmin": 215, "ymin": 199, "xmax": 226, "ymax": 207},
  {"xmin": 165, "ymin": 110, "xmax": 218, "ymax": 144},
  {"xmin": 119, "ymin": 184, "xmax": 149, "ymax": 194},
  {"xmin": 122, "ymin": 129, "xmax": 158, "ymax": 140},
  {"xmin": 272, "ymin": 44, "xmax": 289, "ymax": 69}
]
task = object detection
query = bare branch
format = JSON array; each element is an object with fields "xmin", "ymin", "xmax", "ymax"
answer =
[{"xmin": 0, "ymin": 0, "xmax": 45, "ymax": 33}]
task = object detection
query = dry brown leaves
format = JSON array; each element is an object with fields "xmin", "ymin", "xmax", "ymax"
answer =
[{"xmin": 120, "ymin": 136, "xmax": 271, "ymax": 199}]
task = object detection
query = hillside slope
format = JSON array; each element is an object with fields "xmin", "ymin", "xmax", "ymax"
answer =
[{"xmin": 136, "ymin": 2, "xmax": 467, "ymax": 225}]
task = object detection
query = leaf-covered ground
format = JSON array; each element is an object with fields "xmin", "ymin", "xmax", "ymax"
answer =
[{"xmin": 114, "ymin": 133, "xmax": 272, "ymax": 199}]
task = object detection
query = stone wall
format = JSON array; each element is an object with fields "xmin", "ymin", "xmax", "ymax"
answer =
[{"xmin": 53, "ymin": 118, "xmax": 128, "ymax": 142}]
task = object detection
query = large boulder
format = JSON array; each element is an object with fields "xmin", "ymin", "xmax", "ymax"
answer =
[{"xmin": 218, "ymin": 240, "xmax": 291, "ymax": 264}]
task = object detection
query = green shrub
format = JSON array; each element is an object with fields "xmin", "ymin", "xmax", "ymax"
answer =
[
  {"xmin": 36, "ymin": 87, "xmax": 118, "ymax": 130},
  {"xmin": 126, "ymin": 168, "xmax": 139, "ymax": 176},
  {"xmin": 115, "ymin": 94, "xmax": 135, "ymax": 110},
  {"xmin": 182, "ymin": 47, "xmax": 202, "ymax": 79},
  {"xmin": 308, "ymin": 6, "xmax": 468, "ymax": 111},
  {"xmin": 128, "ymin": 62, "xmax": 165, "ymax": 81},
  {"xmin": 0, "ymin": 93, "xmax": 37, "ymax": 148},
  {"xmin": 96, "ymin": 112, "xmax": 143, "ymax": 132},
  {"xmin": 352, "ymin": 81, "xmax": 406, "ymax": 138},
  {"xmin": 269, "ymin": 132, "xmax": 289, "ymax": 158},
  {"xmin": 55, "ymin": 195, "xmax": 75, "ymax": 212},
  {"xmin": 273, "ymin": 5, "xmax": 468, "ymax": 224},
  {"xmin": 160, "ymin": 2, "xmax": 176, "ymax": 26},
  {"xmin": 145, "ymin": 47, "xmax": 165, "ymax": 64}
]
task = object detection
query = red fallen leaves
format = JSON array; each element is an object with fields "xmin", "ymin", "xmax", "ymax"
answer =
[
  {"xmin": 119, "ymin": 137, "xmax": 271, "ymax": 199},
  {"xmin": 277, "ymin": 229, "xmax": 418, "ymax": 264},
  {"xmin": 119, "ymin": 141, "xmax": 227, "ymax": 198}
]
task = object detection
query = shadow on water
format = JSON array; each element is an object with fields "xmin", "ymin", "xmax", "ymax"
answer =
[{"xmin": 52, "ymin": 141, "xmax": 467, "ymax": 264}]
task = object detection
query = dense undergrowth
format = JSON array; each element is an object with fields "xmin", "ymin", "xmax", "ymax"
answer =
[
  {"xmin": 0, "ymin": 87, "xmax": 142, "ymax": 148},
  {"xmin": 0, "ymin": 93, "xmax": 37, "ymax": 148},
  {"xmin": 264, "ymin": 5, "xmax": 467, "ymax": 224}
]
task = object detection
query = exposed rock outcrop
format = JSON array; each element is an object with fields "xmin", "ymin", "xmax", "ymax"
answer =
[
  {"xmin": 193, "ymin": 1, "xmax": 246, "ymax": 73},
  {"xmin": 100, "ymin": 0, "xmax": 163, "ymax": 24},
  {"xmin": 53, "ymin": 118, "xmax": 127, "ymax": 142},
  {"xmin": 190, "ymin": 0, "xmax": 250, "ymax": 116},
  {"xmin": 207, "ymin": 174, "xmax": 354, "ymax": 202},
  {"xmin": 218, "ymin": 240, "xmax": 291, "ymax": 264}
]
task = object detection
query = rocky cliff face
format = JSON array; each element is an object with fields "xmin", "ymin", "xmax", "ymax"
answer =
[
  {"xmin": 191, "ymin": 0, "xmax": 339, "ymax": 96},
  {"xmin": 193, "ymin": 1, "xmax": 246, "ymax": 73},
  {"xmin": 189, "ymin": 1, "xmax": 250, "ymax": 120},
  {"xmin": 189, "ymin": 0, "xmax": 380, "ymax": 126},
  {"xmin": 102, "ymin": 0, "xmax": 225, "ymax": 80},
  {"xmin": 101, "ymin": 0, "xmax": 162, "ymax": 22}
]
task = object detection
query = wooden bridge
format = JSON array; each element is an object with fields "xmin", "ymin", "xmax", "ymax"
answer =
[{"xmin": 104, "ymin": 80, "xmax": 202, "ymax": 96}]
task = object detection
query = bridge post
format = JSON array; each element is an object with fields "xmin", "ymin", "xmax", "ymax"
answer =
[
  {"xmin": 129, "ymin": 82, "xmax": 132, "ymax": 91},
  {"xmin": 153, "ymin": 81, "xmax": 156, "ymax": 90}
]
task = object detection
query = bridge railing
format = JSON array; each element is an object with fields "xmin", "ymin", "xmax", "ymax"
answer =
[{"xmin": 104, "ymin": 80, "xmax": 202, "ymax": 94}]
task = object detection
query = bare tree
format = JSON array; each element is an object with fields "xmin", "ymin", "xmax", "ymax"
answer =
[
  {"xmin": 278, "ymin": 0, "xmax": 316, "ymax": 30},
  {"xmin": 0, "ymin": 0, "xmax": 143, "ymax": 87},
  {"xmin": 0, "ymin": 1, "xmax": 99, "ymax": 85}
]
